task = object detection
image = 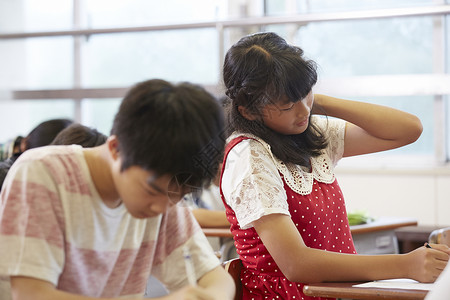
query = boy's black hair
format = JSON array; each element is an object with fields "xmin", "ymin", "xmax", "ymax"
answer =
[
  {"xmin": 25, "ymin": 118, "xmax": 74, "ymax": 150},
  {"xmin": 111, "ymin": 79, "xmax": 225, "ymax": 190},
  {"xmin": 222, "ymin": 32, "xmax": 328, "ymax": 167},
  {"xmin": 51, "ymin": 123, "xmax": 107, "ymax": 148}
]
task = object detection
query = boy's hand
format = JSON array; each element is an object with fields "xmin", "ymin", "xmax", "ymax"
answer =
[
  {"xmin": 159, "ymin": 266, "xmax": 235, "ymax": 300},
  {"xmin": 162, "ymin": 285, "xmax": 215, "ymax": 300}
]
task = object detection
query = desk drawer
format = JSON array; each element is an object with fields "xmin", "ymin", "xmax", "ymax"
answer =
[{"xmin": 352, "ymin": 230, "xmax": 399, "ymax": 255}]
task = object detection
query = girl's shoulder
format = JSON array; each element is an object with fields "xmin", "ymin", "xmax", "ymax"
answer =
[
  {"xmin": 311, "ymin": 115, "xmax": 346, "ymax": 136},
  {"xmin": 226, "ymin": 122, "xmax": 341, "ymax": 195},
  {"xmin": 226, "ymin": 132, "xmax": 277, "ymax": 169},
  {"xmin": 227, "ymin": 132, "xmax": 271, "ymax": 151},
  {"xmin": 311, "ymin": 116, "xmax": 346, "ymax": 165}
]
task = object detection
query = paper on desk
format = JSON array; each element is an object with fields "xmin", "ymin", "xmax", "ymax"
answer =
[{"xmin": 353, "ymin": 279, "xmax": 433, "ymax": 291}]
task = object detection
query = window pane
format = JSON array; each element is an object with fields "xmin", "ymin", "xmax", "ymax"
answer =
[
  {"xmin": 82, "ymin": 29, "xmax": 219, "ymax": 87},
  {"xmin": 0, "ymin": 100, "xmax": 74, "ymax": 142},
  {"xmin": 86, "ymin": 0, "xmax": 227, "ymax": 27},
  {"xmin": 448, "ymin": 15, "xmax": 450, "ymax": 74},
  {"xmin": 266, "ymin": 0, "xmax": 436, "ymax": 15},
  {"xmin": 81, "ymin": 98, "xmax": 121, "ymax": 136},
  {"xmin": 0, "ymin": 0, "xmax": 73, "ymax": 33},
  {"xmin": 296, "ymin": 17, "xmax": 433, "ymax": 77},
  {"xmin": 0, "ymin": 37, "xmax": 74, "ymax": 90}
]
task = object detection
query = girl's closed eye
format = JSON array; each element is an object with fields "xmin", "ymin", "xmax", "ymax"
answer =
[{"xmin": 279, "ymin": 103, "xmax": 295, "ymax": 111}]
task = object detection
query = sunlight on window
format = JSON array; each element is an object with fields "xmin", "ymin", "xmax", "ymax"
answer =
[{"xmin": 0, "ymin": 0, "xmax": 448, "ymax": 166}]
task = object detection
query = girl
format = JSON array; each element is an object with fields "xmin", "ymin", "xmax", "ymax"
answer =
[{"xmin": 220, "ymin": 31, "xmax": 450, "ymax": 299}]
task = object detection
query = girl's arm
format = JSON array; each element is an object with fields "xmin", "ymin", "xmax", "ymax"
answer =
[
  {"xmin": 313, "ymin": 94, "xmax": 423, "ymax": 157},
  {"xmin": 252, "ymin": 213, "xmax": 450, "ymax": 283}
]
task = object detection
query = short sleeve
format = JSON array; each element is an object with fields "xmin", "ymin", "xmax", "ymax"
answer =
[
  {"xmin": 151, "ymin": 206, "xmax": 219, "ymax": 291},
  {"xmin": 221, "ymin": 139, "xmax": 290, "ymax": 229},
  {"xmin": 313, "ymin": 116, "xmax": 346, "ymax": 167},
  {"xmin": 0, "ymin": 156, "xmax": 65, "ymax": 285}
]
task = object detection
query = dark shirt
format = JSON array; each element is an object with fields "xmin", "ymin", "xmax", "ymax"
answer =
[{"xmin": 0, "ymin": 153, "xmax": 20, "ymax": 191}]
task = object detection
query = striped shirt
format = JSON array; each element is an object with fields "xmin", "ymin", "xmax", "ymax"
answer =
[{"xmin": 0, "ymin": 145, "xmax": 219, "ymax": 297}]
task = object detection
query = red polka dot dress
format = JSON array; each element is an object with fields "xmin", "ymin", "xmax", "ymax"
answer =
[{"xmin": 221, "ymin": 117, "xmax": 357, "ymax": 300}]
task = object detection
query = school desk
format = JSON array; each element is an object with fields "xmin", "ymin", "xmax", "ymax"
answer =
[
  {"xmin": 303, "ymin": 281, "xmax": 428, "ymax": 300},
  {"xmin": 202, "ymin": 217, "xmax": 418, "ymax": 255}
]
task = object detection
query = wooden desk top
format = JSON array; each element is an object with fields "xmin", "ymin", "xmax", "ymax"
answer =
[
  {"xmin": 202, "ymin": 217, "xmax": 418, "ymax": 238},
  {"xmin": 303, "ymin": 282, "xmax": 427, "ymax": 300},
  {"xmin": 202, "ymin": 227, "xmax": 233, "ymax": 238},
  {"xmin": 350, "ymin": 217, "xmax": 418, "ymax": 235}
]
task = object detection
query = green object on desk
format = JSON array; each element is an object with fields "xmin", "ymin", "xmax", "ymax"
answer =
[{"xmin": 347, "ymin": 211, "xmax": 374, "ymax": 226}]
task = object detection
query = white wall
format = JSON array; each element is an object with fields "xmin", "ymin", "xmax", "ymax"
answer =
[{"xmin": 336, "ymin": 168, "xmax": 450, "ymax": 227}]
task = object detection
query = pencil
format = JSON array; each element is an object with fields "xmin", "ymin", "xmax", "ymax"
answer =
[
  {"xmin": 183, "ymin": 246, "xmax": 197, "ymax": 286},
  {"xmin": 425, "ymin": 242, "xmax": 432, "ymax": 248}
]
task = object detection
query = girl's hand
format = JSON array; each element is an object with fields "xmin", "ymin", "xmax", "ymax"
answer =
[
  {"xmin": 427, "ymin": 243, "xmax": 450, "ymax": 256},
  {"xmin": 405, "ymin": 245, "xmax": 450, "ymax": 283}
]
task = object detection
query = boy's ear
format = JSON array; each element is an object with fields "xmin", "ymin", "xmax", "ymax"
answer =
[
  {"xmin": 238, "ymin": 105, "xmax": 257, "ymax": 121},
  {"xmin": 107, "ymin": 135, "xmax": 120, "ymax": 160}
]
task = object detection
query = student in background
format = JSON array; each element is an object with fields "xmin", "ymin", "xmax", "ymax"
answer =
[
  {"xmin": 21, "ymin": 118, "xmax": 74, "ymax": 150},
  {"xmin": 0, "ymin": 118, "xmax": 73, "ymax": 190},
  {"xmin": 51, "ymin": 123, "xmax": 107, "ymax": 147},
  {"xmin": 0, "ymin": 79, "xmax": 234, "ymax": 300},
  {"xmin": 0, "ymin": 136, "xmax": 23, "ymax": 161},
  {"xmin": 184, "ymin": 163, "xmax": 229, "ymax": 228},
  {"xmin": 220, "ymin": 32, "xmax": 450, "ymax": 299},
  {"xmin": 182, "ymin": 163, "xmax": 237, "ymax": 262}
]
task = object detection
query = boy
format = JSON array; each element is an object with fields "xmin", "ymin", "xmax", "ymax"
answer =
[{"xmin": 0, "ymin": 79, "xmax": 234, "ymax": 299}]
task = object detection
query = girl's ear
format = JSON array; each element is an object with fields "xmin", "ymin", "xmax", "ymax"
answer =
[{"xmin": 238, "ymin": 105, "xmax": 257, "ymax": 121}]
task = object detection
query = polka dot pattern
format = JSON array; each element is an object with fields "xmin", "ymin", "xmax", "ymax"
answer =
[{"xmin": 221, "ymin": 136, "xmax": 357, "ymax": 300}]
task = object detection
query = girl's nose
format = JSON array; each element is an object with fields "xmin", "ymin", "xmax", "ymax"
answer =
[{"xmin": 295, "ymin": 100, "xmax": 310, "ymax": 116}]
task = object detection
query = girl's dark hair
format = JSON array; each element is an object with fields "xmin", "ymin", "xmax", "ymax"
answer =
[
  {"xmin": 111, "ymin": 79, "xmax": 225, "ymax": 190},
  {"xmin": 25, "ymin": 118, "xmax": 74, "ymax": 150},
  {"xmin": 223, "ymin": 32, "xmax": 328, "ymax": 167},
  {"xmin": 51, "ymin": 123, "xmax": 107, "ymax": 147}
]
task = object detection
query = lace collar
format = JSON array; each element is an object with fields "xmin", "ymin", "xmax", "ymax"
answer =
[{"xmin": 227, "ymin": 132, "xmax": 336, "ymax": 195}]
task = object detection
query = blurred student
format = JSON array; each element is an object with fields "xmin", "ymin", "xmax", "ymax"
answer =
[
  {"xmin": 0, "ymin": 136, "xmax": 23, "ymax": 161},
  {"xmin": 182, "ymin": 163, "xmax": 237, "ymax": 262},
  {"xmin": 184, "ymin": 164, "xmax": 229, "ymax": 228},
  {"xmin": 0, "ymin": 79, "xmax": 234, "ymax": 300},
  {"xmin": 51, "ymin": 123, "xmax": 107, "ymax": 147},
  {"xmin": 0, "ymin": 118, "xmax": 73, "ymax": 190}
]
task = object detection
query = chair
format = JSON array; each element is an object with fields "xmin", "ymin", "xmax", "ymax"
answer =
[
  {"xmin": 428, "ymin": 227, "xmax": 450, "ymax": 246},
  {"xmin": 222, "ymin": 258, "xmax": 243, "ymax": 300}
]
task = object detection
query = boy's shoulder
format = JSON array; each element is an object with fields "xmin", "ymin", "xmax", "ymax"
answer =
[
  {"xmin": 12, "ymin": 145, "xmax": 87, "ymax": 182},
  {"xmin": 7, "ymin": 144, "xmax": 94, "ymax": 196},
  {"xmin": 19, "ymin": 144, "xmax": 83, "ymax": 161}
]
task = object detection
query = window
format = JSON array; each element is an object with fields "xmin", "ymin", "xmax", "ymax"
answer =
[{"xmin": 0, "ymin": 0, "xmax": 449, "ymax": 167}]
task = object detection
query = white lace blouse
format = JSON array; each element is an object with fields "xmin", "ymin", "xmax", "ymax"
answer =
[{"xmin": 221, "ymin": 116, "xmax": 346, "ymax": 229}]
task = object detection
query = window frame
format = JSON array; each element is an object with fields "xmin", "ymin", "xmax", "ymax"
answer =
[{"xmin": 0, "ymin": 1, "xmax": 449, "ymax": 165}]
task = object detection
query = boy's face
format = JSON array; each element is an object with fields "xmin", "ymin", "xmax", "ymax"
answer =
[{"xmin": 112, "ymin": 165, "xmax": 184, "ymax": 219}]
